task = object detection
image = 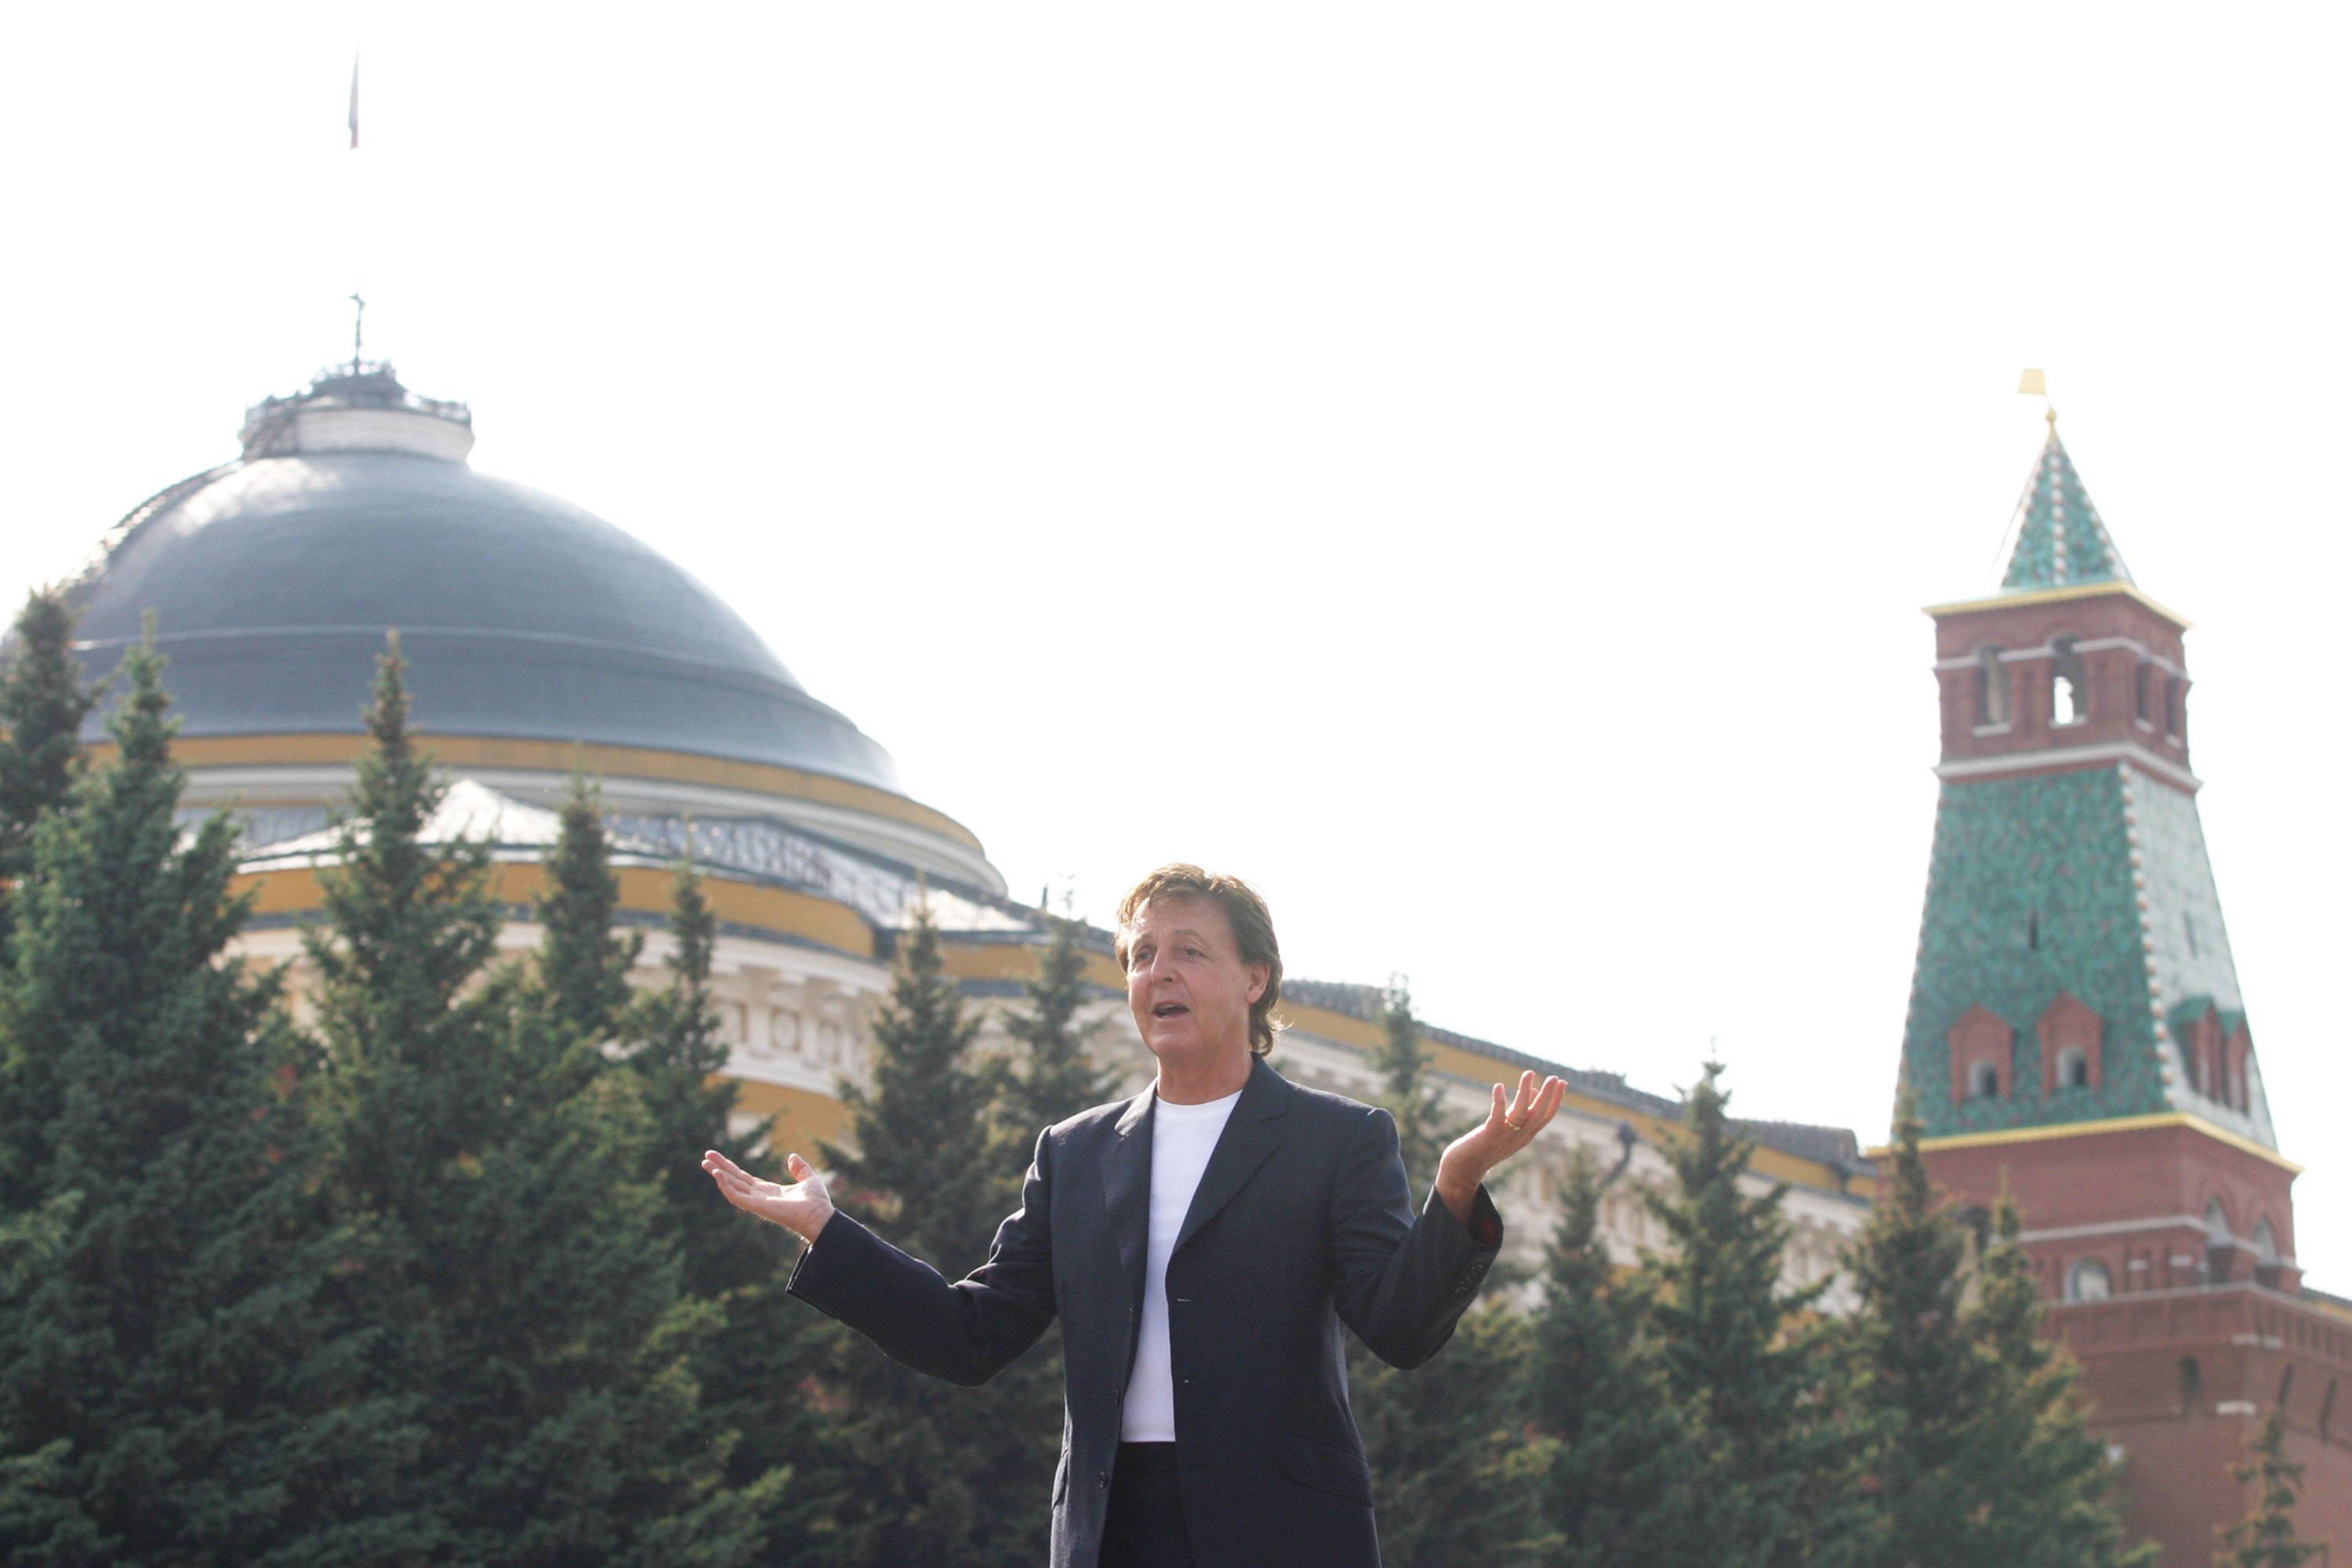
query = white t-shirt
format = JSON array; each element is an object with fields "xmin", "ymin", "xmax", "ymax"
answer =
[{"xmin": 1119, "ymin": 1087, "xmax": 1243, "ymax": 1443}]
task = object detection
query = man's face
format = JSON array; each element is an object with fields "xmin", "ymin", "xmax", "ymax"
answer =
[{"xmin": 1123, "ymin": 895, "xmax": 1269, "ymax": 1069}]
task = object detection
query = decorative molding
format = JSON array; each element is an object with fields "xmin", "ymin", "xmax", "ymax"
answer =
[
  {"xmin": 1934, "ymin": 637, "xmax": 2181, "ymax": 675},
  {"xmin": 2018, "ymin": 1214, "xmax": 2213, "ymax": 1243},
  {"xmin": 1934, "ymin": 741, "xmax": 2201, "ymax": 794},
  {"xmin": 1901, "ymin": 1111, "xmax": 2302, "ymax": 1173},
  {"xmin": 1923, "ymin": 579, "xmax": 2191, "ymax": 628},
  {"xmin": 107, "ymin": 731, "xmax": 990, "ymax": 855}
]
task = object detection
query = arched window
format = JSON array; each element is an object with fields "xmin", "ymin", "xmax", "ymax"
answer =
[
  {"xmin": 2181, "ymin": 1356, "xmax": 2204, "ymax": 1417},
  {"xmin": 2038, "ymin": 993, "xmax": 2102, "ymax": 1095},
  {"xmin": 1948, "ymin": 1006, "xmax": 2012, "ymax": 1105},
  {"xmin": 2135, "ymin": 661, "xmax": 2158, "ymax": 726},
  {"xmin": 2166, "ymin": 677, "xmax": 2187, "ymax": 739},
  {"xmin": 2252, "ymin": 1219, "xmax": 2282, "ymax": 1288},
  {"xmin": 2205, "ymin": 1197, "xmax": 2235, "ymax": 1283},
  {"xmin": 1976, "ymin": 647, "xmax": 2011, "ymax": 728},
  {"xmin": 2224, "ymin": 1023, "xmax": 2254, "ymax": 1112},
  {"xmin": 2067, "ymin": 1258, "xmax": 2113, "ymax": 1301},
  {"xmin": 2052, "ymin": 637, "xmax": 2088, "ymax": 726}
]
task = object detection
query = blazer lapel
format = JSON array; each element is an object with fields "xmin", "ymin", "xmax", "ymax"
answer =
[
  {"xmin": 1171, "ymin": 1058, "xmax": 1293, "ymax": 1259},
  {"xmin": 1102, "ymin": 1088, "xmax": 1155, "ymax": 1328}
]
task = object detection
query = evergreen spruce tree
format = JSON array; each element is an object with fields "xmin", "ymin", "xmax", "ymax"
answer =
[
  {"xmin": 1346, "ymin": 975, "xmax": 1541, "ymax": 1566},
  {"xmin": 803, "ymin": 899, "xmax": 1058, "ymax": 1568},
  {"xmin": 533, "ymin": 772, "xmax": 641, "ymax": 1045},
  {"xmin": 975, "ymin": 908, "xmax": 1118, "ymax": 1562},
  {"xmin": 2216, "ymin": 1404, "xmax": 2321, "ymax": 1568},
  {"xmin": 0, "ymin": 588, "xmax": 100, "ymax": 950},
  {"xmin": 309, "ymin": 641, "xmax": 775, "ymax": 1566},
  {"xmin": 1843, "ymin": 1094, "xmax": 1973, "ymax": 1567},
  {"xmin": 1947, "ymin": 1191, "xmax": 2152, "ymax": 1567},
  {"xmin": 626, "ymin": 860, "xmax": 759, "ymax": 1298},
  {"xmin": 821, "ymin": 900, "xmax": 1000, "ymax": 1269},
  {"xmin": 0, "ymin": 634, "xmax": 368, "ymax": 1566},
  {"xmin": 1348, "ymin": 1303, "xmax": 1545, "ymax": 1568},
  {"xmin": 1370, "ymin": 978, "xmax": 1448, "ymax": 1193},
  {"xmin": 1842, "ymin": 1105, "xmax": 2152, "ymax": 1566},
  {"xmin": 994, "ymin": 911, "xmax": 1120, "ymax": 1144},
  {"xmin": 1642, "ymin": 1062, "xmax": 1871, "ymax": 1568},
  {"xmin": 623, "ymin": 862, "xmax": 847, "ymax": 1536},
  {"xmin": 1526, "ymin": 1151, "xmax": 1722, "ymax": 1566}
]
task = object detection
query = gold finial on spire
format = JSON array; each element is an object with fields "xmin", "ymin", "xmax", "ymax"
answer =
[{"xmin": 2018, "ymin": 367, "xmax": 2056, "ymax": 433}]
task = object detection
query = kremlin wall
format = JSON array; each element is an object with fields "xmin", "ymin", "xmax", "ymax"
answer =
[{"xmin": 60, "ymin": 361, "xmax": 2347, "ymax": 1563}]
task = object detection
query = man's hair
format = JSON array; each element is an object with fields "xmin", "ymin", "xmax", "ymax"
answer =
[{"xmin": 1113, "ymin": 864, "xmax": 1284, "ymax": 1056}]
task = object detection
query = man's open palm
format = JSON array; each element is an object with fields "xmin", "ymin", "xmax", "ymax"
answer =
[{"xmin": 703, "ymin": 1149, "xmax": 834, "ymax": 1244}]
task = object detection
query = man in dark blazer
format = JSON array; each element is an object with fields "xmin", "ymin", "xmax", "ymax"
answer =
[{"xmin": 703, "ymin": 865, "xmax": 1564, "ymax": 1568}]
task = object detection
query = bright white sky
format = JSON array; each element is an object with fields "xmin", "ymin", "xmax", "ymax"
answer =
[{"xmin": 3, "ymin": 5, "xmax": 2348, "ymax": 1283}]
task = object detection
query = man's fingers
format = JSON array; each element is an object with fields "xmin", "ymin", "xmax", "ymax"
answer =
[
  {"xmin": 1510, "ymin": 1069, "xmax": 1540, "ymax": 1121},
  {"xmin": 1514, "ymin": 1077, "xmax": 1564, "ymax": 1143}
]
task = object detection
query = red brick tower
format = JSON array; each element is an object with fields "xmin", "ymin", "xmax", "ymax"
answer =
[{"xmin": 1900, "ymin": 415, "xmax": 2350, "ymax": 1563}]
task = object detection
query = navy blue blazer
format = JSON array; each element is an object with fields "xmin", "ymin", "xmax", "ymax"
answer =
[{"xmin": 788, "ymin": 1057, "xmax": 1504, "ymax": 1568}]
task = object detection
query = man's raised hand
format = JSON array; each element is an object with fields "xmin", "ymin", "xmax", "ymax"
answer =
[
  {"xmin": 702, "ymin": 1149, "xmax": 836, "ymax": 1244},
  {"xmin": 1432, "ymin": 1070, "xmax": 1567, "ymax": 1225}
]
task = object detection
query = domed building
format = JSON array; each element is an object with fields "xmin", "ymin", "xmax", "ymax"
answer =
[{"xmin": 63, "ymin": 358, "xmax": 1873, "ymax": 1279}]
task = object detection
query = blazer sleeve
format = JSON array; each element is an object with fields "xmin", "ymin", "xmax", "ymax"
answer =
[
  {"xmin": 786, "ymin": 1127, "xmax": 1060, "ymax": 1388},
  {"xmin": 1327, "ymin": 1106, "xmax": 1504, "ymax": 1370}
]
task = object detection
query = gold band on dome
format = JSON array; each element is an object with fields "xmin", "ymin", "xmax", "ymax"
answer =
[
  {"xmin": 90, "ymin": 731, "xmax": 985, "ymax": 851},
  {"xmin": 230, "ymin": 862, "xmax": 878, "ymax": 958}
]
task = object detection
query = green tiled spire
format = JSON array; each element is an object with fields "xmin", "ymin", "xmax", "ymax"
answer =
[
  {"xmin": 2000, "ymin": 426, "xmax": 2132, "ymax": 590},
  {"xmin": 1900, "ymin": 762, "xmax": 2272, "ymax": 1146}
]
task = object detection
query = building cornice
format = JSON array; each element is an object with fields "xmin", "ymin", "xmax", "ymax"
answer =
[
  {"xmin": 1891, "ymin": 1111, "xmax": 2302, "ymax": 1174},
  {"xmin": 1922, "ymin": 579, "xmax": 2190, "ymax": 629},
  {"xmin": 1933, "ymin": 741, "xmax": 2201, "ymax": 793}
]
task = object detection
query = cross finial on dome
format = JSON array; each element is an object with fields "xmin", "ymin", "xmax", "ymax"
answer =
[{"xmin": 350, "ymin": 293, "xmax": 366, "ymax": 375}]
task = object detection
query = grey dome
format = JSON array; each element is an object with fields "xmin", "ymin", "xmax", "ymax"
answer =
[{"xmin": 71, "ymin": 423, "xmax": 902, "ymax": 793}]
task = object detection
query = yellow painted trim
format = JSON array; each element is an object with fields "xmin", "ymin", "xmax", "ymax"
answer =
[
  {"xmin": 935, "ymin": 942, "xmax": 1134, "ymax": 1000},
  {"xmin": 89, "ymin": 731, "xmax": 984, "ymax": 852},
  {"xmin": 924, "ymin": 940, "xmax": 1875, "ymax": 1200},
  {"xmin": 226, "ymin": 860, "xmax": 876, "ymax": 958},
  {"xmin": 1886, "ymin": 1112, "xmax": 2302, "ymax": 1174},
  {"xmin": 727, "ymin": 1080, "xmax": 852, "ymax": 1156},
  {"xmin": 1922, "ymin": 579, "xmax": 2190, "ymax": 629},
  {"xmin": 1273, "ymin": 1002, "xmax": 1871, "ymax": 1199}
]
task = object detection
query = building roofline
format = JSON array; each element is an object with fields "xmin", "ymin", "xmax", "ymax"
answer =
[{"xmin": 1922, "ymin": 579, "xmax": 2190, "ymax": 628}]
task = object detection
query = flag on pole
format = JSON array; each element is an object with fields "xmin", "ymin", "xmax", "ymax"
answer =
[
  {"xmin": 348, "ymin": 54, "xmax": 359, "ymax": 149},
  {"xmin": 2017, "ymin": 368, "xmax": 2046, "ymax": 397}
]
